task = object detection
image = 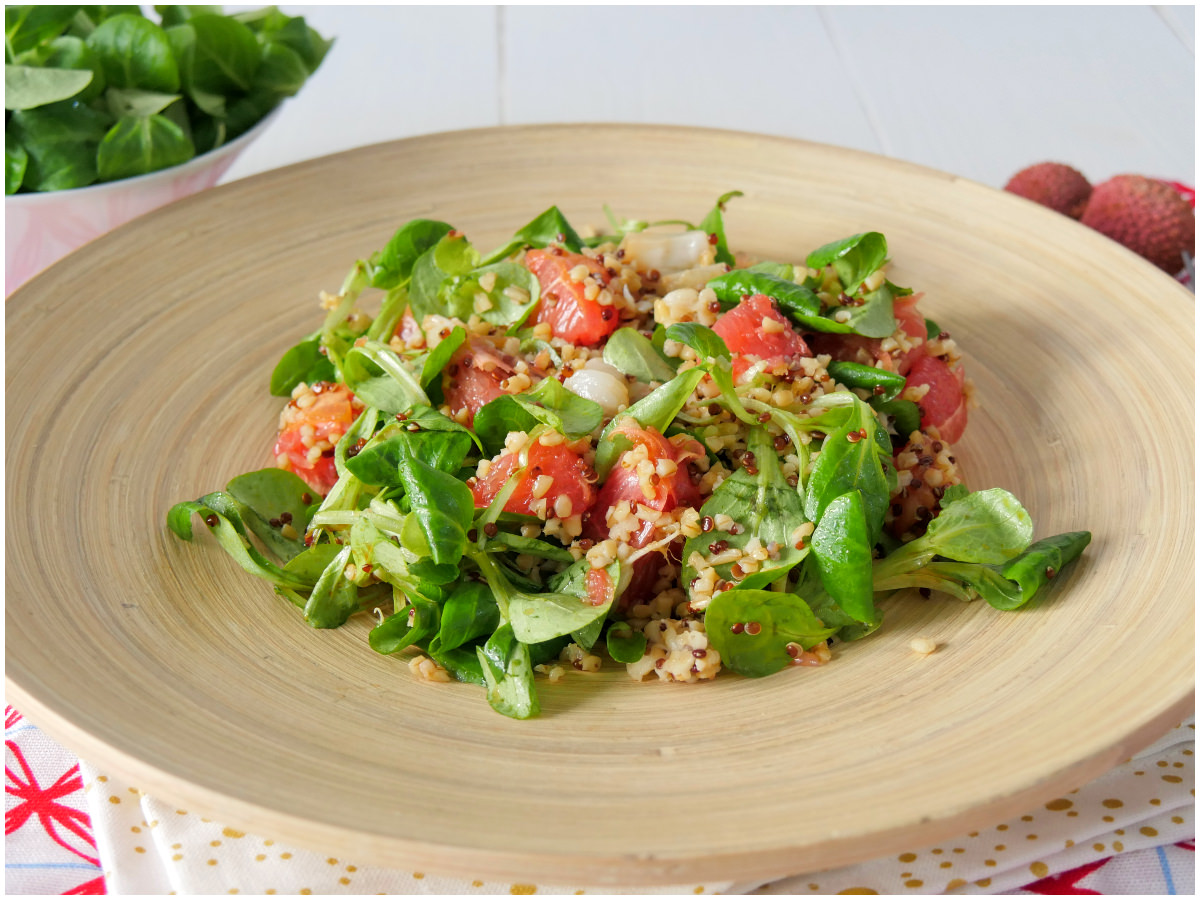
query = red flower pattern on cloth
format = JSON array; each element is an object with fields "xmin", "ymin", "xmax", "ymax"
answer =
[
  {"xmin": 6, "ymin": 742, "xmax": 99, "ymax": 866},
  {"xmin": 1022, "ymin": 857, "xmax": 1108, "ymax": 894},
  {"xmin": 4, "ymin": 703, "xmax": 1197, "ymax": 895},
  {"xmin": 5, "ymin": 707, "xmax": 107, "ymax": 894},
  {"xmin": 62, "ymin": 877, "xmax": 107, "ymax": 895}
]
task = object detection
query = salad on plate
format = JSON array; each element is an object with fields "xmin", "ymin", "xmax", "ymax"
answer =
[{"xmin": 169, "ymin": 194, "xmax": 1091, "ymax": 719}]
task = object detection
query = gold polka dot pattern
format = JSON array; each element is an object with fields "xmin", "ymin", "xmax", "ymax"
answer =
[{"xmin": 74, "ymin": 721, "xmax": 1190, "ymax": 894}]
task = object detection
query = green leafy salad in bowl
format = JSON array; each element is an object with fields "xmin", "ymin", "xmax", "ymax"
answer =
[
  {"xmin": 5, "ymin": 5, "xmax": 330, "ymax": 193},
  {"xmin": 168, "ymin": 195, "xmax": 1092, "ymax": 719}
]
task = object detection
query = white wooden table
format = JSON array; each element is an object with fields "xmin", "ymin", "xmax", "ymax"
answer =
[{"xmin": 224, "ymin": 5, "xmax": 1195, "ymax": 191}]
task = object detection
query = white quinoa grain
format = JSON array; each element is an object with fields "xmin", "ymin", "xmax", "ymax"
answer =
[
  {"xmin": 534, "ymin": 664, "xmax": 566, "ymax": 683},
  {"xmin": 789, "ymin": 522, "xmax": 815, "ymax": 546},
  {"xmin": 707, "ymin": 546, "xmax": 743, "ymax": 567},
  {"xmin": 409, "ymin": 655, "xmax": 452, "ymax": 683},
  {"xmin": 586, "ymin": 539, "xmax": 618, "ymax": 569},
  {"xmin": 910, "ymin": 637, "xmax": 938, "ymax": 655},
  {"xmin": 625, "ymin": 618, "xmax": 721, "ymax": 683},
  {"xmin": 772, "ymin": 388, "xmax": 795, "ymax": 407},
  {"xmin": 863, "ymin": 269, "xmax": 886, "ymax": 292},
  {"xmin": 560, "ymin": 642, "xmax": 602, "ymax": 672},
  {"xmin": 761, "ymin": 316, "xmax": 785, "ymax": 334}
]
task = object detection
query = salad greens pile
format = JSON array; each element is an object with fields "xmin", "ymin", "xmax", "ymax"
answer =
[
  {"xmin": 5, "ymin": 5, "xmax": 331, "ymax": 193},
  {"xmin": 651, "ymin": 321, "xmax": 1090, "ymax": 666},
  {"xmin": 168, "ymin": 198, "xmax": 1091, "ymax": 719}
]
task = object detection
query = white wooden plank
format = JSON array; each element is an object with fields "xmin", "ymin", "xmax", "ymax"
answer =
[
  {"xmin": 503, "ymin": 6, "xmax": 881, "ymax": 154},
  {"xmin": 222, "ymin": 6, "xmax": 500, "ymax": 182},
  {"xmin": 219, "ymin": 6, "xmax": 1193, "ymax": 193},
  {"xmin": 1155, "ymin": 4, "xmax": 1195, "ymax": 53},
  {"xmin": 822, "ymin": 6, "xmax": 1195, "ymax": 188}
]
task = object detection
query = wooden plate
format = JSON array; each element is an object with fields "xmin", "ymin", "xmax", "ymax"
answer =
[{"xmin": 6, "ymin": 125, "xmax": 1193, "ymax": 886}]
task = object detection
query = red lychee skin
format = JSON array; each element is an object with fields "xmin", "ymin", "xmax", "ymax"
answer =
[
  {"xmin": 1080, "ymin": 175, "xmax": 1196, "ymax": 274},
  {"xmin": 1005, "ymin": 162, "xmax": 1093, "ymax": 219}
]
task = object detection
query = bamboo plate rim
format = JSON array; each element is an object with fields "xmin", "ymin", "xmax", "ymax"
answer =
[{"xmin": 6, "ymin": 124, "xmax": 1195, "ymax": 887}]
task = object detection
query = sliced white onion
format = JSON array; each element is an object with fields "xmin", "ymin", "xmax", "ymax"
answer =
[
  {"xmin": 564, "ymin": 368, "xmax": 629, "ymax": 417},
  {"xmin": 660, "ymin": 263, "xmax": 730, "ymax": 292},
  {"xmin": 582, "ymin": 358, "xmax": 625, "ymax": 378},
  {"xmin": 618, "ymin": 230, "xmax": 714, "ymax": 274}
]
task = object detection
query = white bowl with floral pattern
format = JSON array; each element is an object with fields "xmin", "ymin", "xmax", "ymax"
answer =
[{"xmin": 5, "ymin": 107, "xmax": 280, "ymax": 297}]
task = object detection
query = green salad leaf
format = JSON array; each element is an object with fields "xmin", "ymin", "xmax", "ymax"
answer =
[
  {"xmin": 697, "ymin": 190, "xmax": 743, "ymax": 267},
  {"xmin": 705, "ymin": 589, "xmax": 835, "ymax": 678},
  {"xmin": 480, "ymin": 205, "xmax": 585, "ymax": 265},
  {"xmin": 4, "ymin": 4, "xmax": 331, "ymax": 193},
  {"xmin": 5, "ymin": 65, "xmax": 95, "ymax": 110},
  {"xmin": 602, "ymin": 326, "xmax": 678, "ymax": 383},
  {"xmin": 681, "ymin": 427, "xmax": 810, "ymax": 599},
  {"xmin": 806, "ymin": 231, "xmax": 888, "ymax": 294},
  {"xmin": 706, "ymin": 269, "xmax": 822, "ymax": 319},
  {"xmin": 473, "ymin": 376, "xmax": 604, "ymax": 455}
]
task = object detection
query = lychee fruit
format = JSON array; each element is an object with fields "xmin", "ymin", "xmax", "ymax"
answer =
[
  {"xmin": 1080, "ymin": 175, "xmax": 1195, "ymax": 273},
  {"xmin": 1005, "ymin": 162, "xmax": 1093, "ymax": 219}
]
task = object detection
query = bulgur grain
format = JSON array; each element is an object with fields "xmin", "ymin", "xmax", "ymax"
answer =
[{"xmin": 910, "ymin": 637, "xmax": 938, "ymax": 655}]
